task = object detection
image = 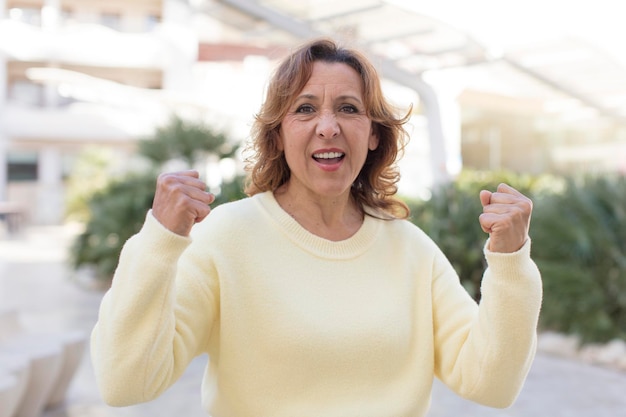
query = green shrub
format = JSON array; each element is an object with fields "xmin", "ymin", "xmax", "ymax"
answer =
[
  {"xmin": 70, "ymin": 115, "xmax": 246, "ymax": 282},
  {"xmin": 70, "ymin": 173, "xmax": 157, "ymax": 281},
  {"xmin": 70, "ymin": 172, "xmax": 246, "ymax": 282},
  {"xmin": 405, "ymin": 170, "xmax": 541, "ymax": 300},
  {"xmin": 531, "ymin": 174, "xmax": 626, "ymax": 343},
  {"xmin": 407, "ymin": 170, "xmax": 626, "ymax": 344},
  {"xmin": 138, "ymin": 115, "xmax": 236, "ymax": 166},
  {"xmin": 64, "ymin": 147, "xmax": 119, "ymax": 222}
]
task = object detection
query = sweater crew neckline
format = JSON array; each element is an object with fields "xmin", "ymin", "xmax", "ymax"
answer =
[{"xmin": 253, "ymin": 191, "xmax": 381, "ymax": 260}]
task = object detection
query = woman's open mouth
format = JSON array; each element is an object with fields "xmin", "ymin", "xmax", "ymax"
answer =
[{"xmin": 312, "ymin": 151, "xmax": 345, "ymax": 165}]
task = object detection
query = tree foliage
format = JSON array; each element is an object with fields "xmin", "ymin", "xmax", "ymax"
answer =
[
  {"xmin": 71, "ymin": 173, "xmax": 157, "ymax": 281},
  {"xmin": 406, "ymin": 170, "xmax": 626, "ymax": 344},
  {"xmin": 138, "ymin": 116, "xmax": 236, "ymax": 167},
  {"xmin": 406, "ymin": 170, "xmax": 544, "ymax": 300},
  {"xmin": 531, "ymin": 174, "xmax": 626, "ymax": 343},
  {"xmin": 70, "ymin": 115, "xmax": 246, "ymax": 282},
  {"xmin": 65, "ymin": 147, "xmax": 119, "ymax": 222}
]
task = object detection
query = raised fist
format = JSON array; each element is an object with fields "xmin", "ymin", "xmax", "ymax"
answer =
[
  {"xmin": 479, "ymin": 183, "xmax": 533, "ymax": 253},
  {"xmin": 151, "ymin": 170, "xmax": 215, "ymax": 236}
]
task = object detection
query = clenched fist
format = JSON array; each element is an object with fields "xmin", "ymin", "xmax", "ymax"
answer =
[
  {"xmin": 479, "ymin": 183, "xmax": 533, "ymax": 253},
  {"xmin": 152, "ymin": 170, "xmax": 215, "ymax": 236}
]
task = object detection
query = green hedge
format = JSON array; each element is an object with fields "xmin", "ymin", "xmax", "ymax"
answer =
[
  {"xmin": 70, "ymin": 172, "xmax": 245, "ymax": 282},
  {"xmin": 406, "ymin": 171, "xmax": 626, "ymax": 344},
  {"xmin": 69, "ymin": 116, "xmax": 246, "ymax": 282},
  {"xmin": 531, "ymin": 175, "xmax": 626, "ymax": 343},
  {"xmin": 70, "ymin": 173, "xmax": 157, "ymax": 281},
  {"xmin": 72, "ymin": 157, "xmax": 626, "ymax": 344},
  {"xmin": 405, "ymin": 171, "xmax": 546, "ymax": 301}
]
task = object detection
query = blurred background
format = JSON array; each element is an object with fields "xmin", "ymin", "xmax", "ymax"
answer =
[
  {"xmin": 1, "ymin": 0, "xmax": 625, "ymax": 225},
  {"xmin": 1, "ymin": 1, "xmax": 626, "ymax": 416}
]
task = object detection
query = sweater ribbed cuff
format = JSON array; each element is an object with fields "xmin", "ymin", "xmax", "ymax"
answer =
[
  {"xmin": 483, "ymin": 238, "xmax": 537, "ymax": 283},
  {"xmin": 139, "ymin": 210, "xmax": 192, "ymax": 258}
]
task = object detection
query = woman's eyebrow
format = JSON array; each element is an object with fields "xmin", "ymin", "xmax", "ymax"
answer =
[
  {"xmin": 294, "ymin": 93, "xmax": 363, "ymax": 103},
  {"xmin": 336, "ymin": 94, "xmax": 363, "ymax": 104},
  {"xmin": 294, "ymin": 93, "xmax": 317, "ymax": 101}
]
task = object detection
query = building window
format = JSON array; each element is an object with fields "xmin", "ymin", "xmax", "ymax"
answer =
[
  {"xmin": 145, "ymin": 14, "xmax": 161, "ymax": 31},
  {"xmin": 8, "ymin": 80, "xmax": 44, "ymax": 107},
  {"xmin": 60, "ymin": 7, "xmax": 76, "ymax": 25},
  {"xmin": 7, "ymin": 151, "xmax": 38, "ymax": 182},
  {"xmin": 8, "ymin": 7, "xmax": 42, "ymax": 26},
  {"xmin": 100, "ymin": 12, "xmax": 121, "ymax": 30}
]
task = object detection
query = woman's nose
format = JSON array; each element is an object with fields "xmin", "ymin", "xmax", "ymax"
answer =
[{"xmin": 316, "ymin": 113, "xmax": 340, "ymax": 139}]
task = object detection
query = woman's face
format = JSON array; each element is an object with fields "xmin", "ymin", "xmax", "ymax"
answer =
[{"xmin": 278, "ymin": 61, "xmax": 379, "ymax": 200}]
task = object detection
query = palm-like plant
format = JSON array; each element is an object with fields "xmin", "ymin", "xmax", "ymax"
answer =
[
  {"xmin": 407, "ymin": 170, "xmax": 539, "ymax": 300},
  {"xmin": 70, "ymin": 115, "xmax": 246, "ymax": 282},
  {"xmin": 531, "ymin": 174, "xmax": 626, "ymax": 343},
  {"xmin": 138, "ymin": 115, "xmax": 237, "ymax": 167}
]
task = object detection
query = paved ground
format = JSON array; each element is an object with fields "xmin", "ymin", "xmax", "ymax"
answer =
[{"xmin": 2, "ymin": 224, "xmax": 626, "ymax": 417}]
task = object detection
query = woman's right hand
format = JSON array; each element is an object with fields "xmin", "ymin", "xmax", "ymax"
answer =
[{"xmin": 151, "ymin": 170, "xmax": 215, "ymax": 236}]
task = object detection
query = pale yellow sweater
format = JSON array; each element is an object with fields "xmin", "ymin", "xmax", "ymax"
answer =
[{"xmin": 91, "ymin": 191, "xmax": 542, "ymax": 417}]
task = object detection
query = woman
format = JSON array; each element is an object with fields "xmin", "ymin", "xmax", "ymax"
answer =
[{"xmin": 91, "ymin": 38, "xmax": 542, "ymax": 417}]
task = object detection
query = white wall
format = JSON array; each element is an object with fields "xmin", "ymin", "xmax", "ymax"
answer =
[{"xmin": 0, "ymin": 27, "xmax": 7, "ymax": 201}]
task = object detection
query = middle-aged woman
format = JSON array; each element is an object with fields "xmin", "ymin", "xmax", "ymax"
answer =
[{"xmin": 91, "ymin": 38, "xmax": 542, "ymax": 417}]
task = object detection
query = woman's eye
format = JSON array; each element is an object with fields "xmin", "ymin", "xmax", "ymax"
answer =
[
  {"xmin": 295, "ymin": 104, "xmax": 315, "ymax": 113},
  {"xmin": 340, "ymin": 105, "xmax": 359, "ymax": 114}
]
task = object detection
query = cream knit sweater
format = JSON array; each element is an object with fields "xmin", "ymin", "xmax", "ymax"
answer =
[{"xmin": 91, "ymin": 191, "xmax": 542, "ymax": 417}]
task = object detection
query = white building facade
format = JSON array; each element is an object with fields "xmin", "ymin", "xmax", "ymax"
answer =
[{"xmin": 2, "ymin": 0, "xmax": 624, "ymax": 227}]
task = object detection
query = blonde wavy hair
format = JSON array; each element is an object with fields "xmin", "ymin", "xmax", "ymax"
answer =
[{"xmin": 244, "ymin": 38, "xmax": 411, "ymax": 219}]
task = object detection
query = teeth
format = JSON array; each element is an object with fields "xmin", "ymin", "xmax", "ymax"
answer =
[{"xmin": 313, "ymin": 152, "xmax": 344, "ymax": 159}]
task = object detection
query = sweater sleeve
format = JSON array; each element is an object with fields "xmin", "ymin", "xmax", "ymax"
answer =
[
  {"xmin": 91, "ymin": 211, "xmax": 220, "ymax": 406},
  {"xmin": 432, "ymin": 238, "xmax": 542, "ymax": 408}
]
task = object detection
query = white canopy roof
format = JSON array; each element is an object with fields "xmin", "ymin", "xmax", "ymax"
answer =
[{"xmin": 200, "ymin": 0, "xmax": 626, "ymax": 124}]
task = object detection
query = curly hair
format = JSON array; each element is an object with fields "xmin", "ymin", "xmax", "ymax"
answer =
[{"xmin": 244, "ymin": 37, "xmax": 411, "ymax": 219}]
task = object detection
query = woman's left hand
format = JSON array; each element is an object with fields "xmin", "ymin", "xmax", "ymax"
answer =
[{"xmin": 479, "ymin": 183, "xmax": 533, "ymax": 253}]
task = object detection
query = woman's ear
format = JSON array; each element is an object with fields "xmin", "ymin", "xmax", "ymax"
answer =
[{"xmin": 368, "ymin": 125, "xmax": 379, "ymax": 151}]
